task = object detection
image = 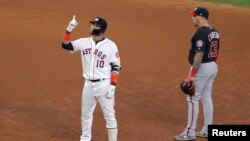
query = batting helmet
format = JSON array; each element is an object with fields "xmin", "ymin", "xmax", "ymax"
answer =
[{"xmin": 90, "ymin": 17, "xmax": 107, "ymax": 33}]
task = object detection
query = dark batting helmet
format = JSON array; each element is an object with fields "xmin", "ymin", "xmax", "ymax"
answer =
[{"xmin": 90, "ymin": 17, "xmax": 107, "ymax": 33}]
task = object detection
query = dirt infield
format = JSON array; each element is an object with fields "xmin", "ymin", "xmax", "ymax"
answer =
[{"xmin": 1, "ymin": 0, "xmax": 250, "ymax": 141}]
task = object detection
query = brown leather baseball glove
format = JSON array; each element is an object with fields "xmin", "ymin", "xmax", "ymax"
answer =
[{"xmin": 180, "ymin": 80, "xmax": 195, "ymax": 96}]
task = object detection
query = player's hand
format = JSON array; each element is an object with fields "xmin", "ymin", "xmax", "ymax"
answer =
[
  {"xmin": 66, "ymin": 15, "xmax": 78, "ymax": 32},
  {"xmin": 184, "ymin": 76, "xmax": 195, "ymax": 83},
  {"xmin": 106, "ymin": 85, "xmax": 116, "ymax": 99}
]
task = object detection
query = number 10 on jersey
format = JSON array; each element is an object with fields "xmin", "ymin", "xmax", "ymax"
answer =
[{"xmin": 96, "ymin": 60, "xmax": 104, "ymax": 68}]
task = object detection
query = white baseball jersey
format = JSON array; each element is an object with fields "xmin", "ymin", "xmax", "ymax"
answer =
[{"xmin": 71, "ymin": 37, "xmax": 120, "ymax": 80}]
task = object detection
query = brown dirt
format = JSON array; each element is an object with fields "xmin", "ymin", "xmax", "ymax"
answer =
[{"xmin": 0, "ymin": 0, "xmax": 249, "ymax": 141}]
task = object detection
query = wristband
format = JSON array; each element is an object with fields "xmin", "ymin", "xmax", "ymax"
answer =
[
  {"xmin": 111, "ymin": 75, "xmax": 118, "ymax": 86},
  {"xmin": 63, "ymin": 33, "xmax": 71, "ymax": 41},
  {"xmin": 190, "ymin": 68, "xmax": 198, "ymax": 77}
]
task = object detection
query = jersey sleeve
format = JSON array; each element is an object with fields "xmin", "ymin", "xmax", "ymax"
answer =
[
  {"xmin": 110, "ymin": 42, "xmax": 121, "ymax": 65},
  {"xmin": 71, "ymin": 38, "xmax": 85, "ymax": 52},
  {"xmin": 194, "ymin": 30, "xmax": 207, "ymax": 53}
]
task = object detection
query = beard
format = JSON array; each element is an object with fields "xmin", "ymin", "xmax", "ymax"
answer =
[{"xmin": 91, "ymin": 29, "xmax": 102, "ymax": 36}]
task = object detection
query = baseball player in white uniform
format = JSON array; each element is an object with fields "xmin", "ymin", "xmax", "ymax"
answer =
[{"xmin": 62, "ymin": 15, "xmax": 121, "ymax": 141}]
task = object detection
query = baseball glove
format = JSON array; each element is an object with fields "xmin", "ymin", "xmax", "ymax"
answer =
[{"xmin": 180, "ymin": 80, "xmax": 195, "ymax": 96}]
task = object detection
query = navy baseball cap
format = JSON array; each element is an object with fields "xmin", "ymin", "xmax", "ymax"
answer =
[
  {"xmin": 190, "ymin": 7, "xmax": 209, "ymax": 19},
  {"xmin": 90, "ymin": 17, "xmax": 107, "ymax": 32}
]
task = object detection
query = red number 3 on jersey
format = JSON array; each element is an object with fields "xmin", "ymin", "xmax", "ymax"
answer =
[{"xmin": 208, "ymin": 41, "xmax": 218, "ymax": 58}]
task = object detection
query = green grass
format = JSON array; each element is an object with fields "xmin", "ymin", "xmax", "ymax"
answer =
[{"xmin": 196, "ymin": 0, "xmax": 250, "ymax": 7}]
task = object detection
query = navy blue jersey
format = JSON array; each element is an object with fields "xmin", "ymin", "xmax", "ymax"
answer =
[{"xmin": 188, "ymin": 26, "xmax": 220, "ymax": 65}]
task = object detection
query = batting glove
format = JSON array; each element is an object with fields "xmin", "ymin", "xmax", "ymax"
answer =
[
  {"xmin": 106, "ymin": 85, "xmax": 116, "ymax": 99},
  {"xmin": 66, "ymin": 15, "xmax": 78, "ymax": 32}
]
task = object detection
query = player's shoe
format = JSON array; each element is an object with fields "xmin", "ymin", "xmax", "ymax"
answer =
[
  {"xmin": 196, "ymin": 131, "xmax": 208, "ymax": 138},
  {"xmin": 174, "ymin": 133, "xmax": 196, "ymax": 140}
]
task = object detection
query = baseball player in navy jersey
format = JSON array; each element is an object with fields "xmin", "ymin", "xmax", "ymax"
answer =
[
  {"xmin": 62, "ymin": 15, "xmax": 121, "ymax": 141},
  {"xmin": 175, "ymin": 7, "xmax": 220, "ymax": 140}
]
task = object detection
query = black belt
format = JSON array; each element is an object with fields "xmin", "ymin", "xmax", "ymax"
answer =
[{"xmin": 88, "ymin": 78, "xmax": 105, "ymax": 82}]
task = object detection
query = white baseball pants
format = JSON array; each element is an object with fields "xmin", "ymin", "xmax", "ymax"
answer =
[
  {"xmin": 183, "ymin": 62, "xmax": 218, "ymax": 136},
  {"xmin": 80, "ymin": 79, "xmax": 117, "ymax": 141}
]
